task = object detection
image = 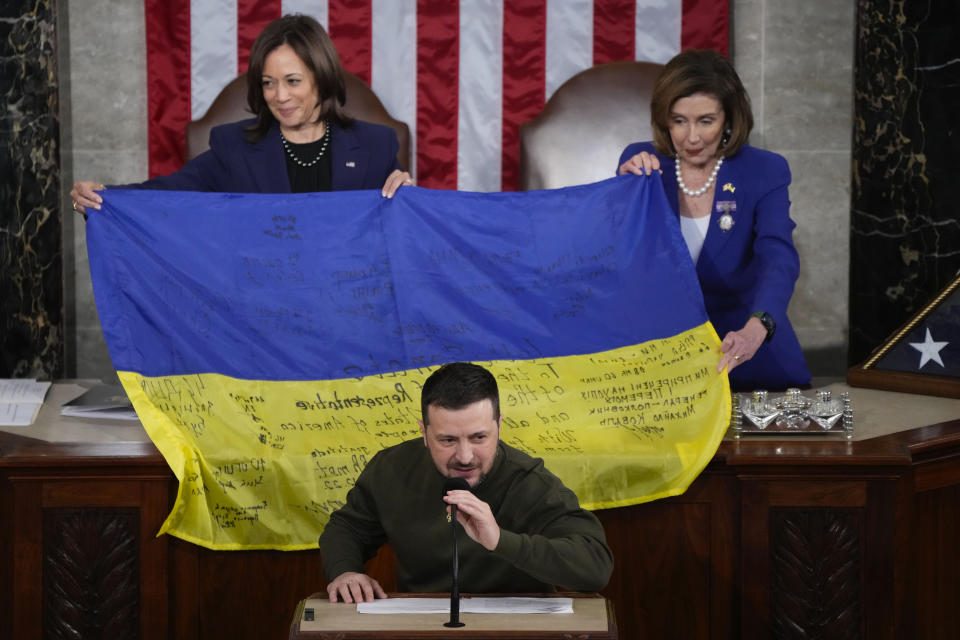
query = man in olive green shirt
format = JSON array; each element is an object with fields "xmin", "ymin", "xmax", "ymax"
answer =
[{"xmin": 319, "ymin": 362, "xmax": 613, "ymax": 603}]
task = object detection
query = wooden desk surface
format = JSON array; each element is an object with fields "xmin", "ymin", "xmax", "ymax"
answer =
[{"xmin": 288, "ymin": 594, "xmax": 616, "ymax": 639}]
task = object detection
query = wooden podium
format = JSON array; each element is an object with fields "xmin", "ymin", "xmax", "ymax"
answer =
[
  {"xmin": 287, "ymin": 593, "xmax": 617, "ymax": 639},
  {"xmin": 5, "ymin": 381, "xmax": 960, "ymax": 638}
]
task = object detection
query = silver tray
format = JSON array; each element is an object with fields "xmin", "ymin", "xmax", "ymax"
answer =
[{"xmin": 730, "ymin": 388, "xmax": 853, "ymax": 439}]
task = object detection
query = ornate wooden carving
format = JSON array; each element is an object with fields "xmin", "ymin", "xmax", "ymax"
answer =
[
  {"xmin": 770, "ymin": 508, "xmax": 862, "ymax": 639},
  {"xmin": 42, "ymin": 508, "xmax": 140, "ymax": 639}
]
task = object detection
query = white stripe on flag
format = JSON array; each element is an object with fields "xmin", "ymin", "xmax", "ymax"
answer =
[
  {"xmin": 172, "ymin": 0, "xmax": 701, "ymax": 184},
  {"xmin": 371, "ymin": 0, "xmax": 417, "ymax": 175},
  {"xmin": 635, "ymin": 0, "xmax": 681, "ymax": 63},
  {"xmin": 281, "ymin": 0, "xmax": 329, "ymax": 29},
  {"xmin": 545, "ymin": 0, "xmax": 593, "ymax": 100},
  {"xmin": 458, "ymin": 0, "xmax": 503, "ymax": 192},
  {"xmin": 191, "ymin": 0, "xmax": 239, "ymax": 120}
]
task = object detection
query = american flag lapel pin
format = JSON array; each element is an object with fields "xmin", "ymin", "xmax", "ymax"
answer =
[{"xmin": 345, "ymin": 161, "xmax": 356, "ymax": 168}]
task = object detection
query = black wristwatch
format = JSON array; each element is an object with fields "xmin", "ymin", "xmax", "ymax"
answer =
[{"xmin": 751, "ymin": 311, "xmax": 776, "ymax": 343}]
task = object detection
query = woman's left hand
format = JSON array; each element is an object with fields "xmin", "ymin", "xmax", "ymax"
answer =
[
  {"xmin": 717, "ymin": 316, "xmax": 768, "ymax": 373},
  {"xmin": 381, "ymin": 170, "xmax": 414, "ymax": 198}
]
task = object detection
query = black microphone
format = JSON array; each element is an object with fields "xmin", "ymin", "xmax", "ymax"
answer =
[
  {"xmin": 442, "ymin": 477, "xmax": 470, "ymax": 628},
  {"xmin": 443, "ymin": 476, "xmax": 470, "ymax": 523}
]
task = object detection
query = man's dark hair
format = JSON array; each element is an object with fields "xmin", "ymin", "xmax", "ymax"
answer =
[
  {"xmin": 244, "ymin": 14, "xmax": 353, "ymax": 142},
  {"xmin": 420, "ymin": 362, "xmax": 500, "ymax": 426}
]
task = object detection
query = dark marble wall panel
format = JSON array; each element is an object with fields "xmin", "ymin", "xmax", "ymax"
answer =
[
  {"xmin": 850, "ymin": 0, "xmax": 960, "ymax": 364},
  {"xmin": 0, "ymin": 0, "xmax": 62, "ymax": 377}
]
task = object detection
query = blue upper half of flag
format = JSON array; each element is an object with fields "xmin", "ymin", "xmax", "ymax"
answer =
[{"xmin": 86, "ymin": 176, "xmax": 707, "ymax": 380}]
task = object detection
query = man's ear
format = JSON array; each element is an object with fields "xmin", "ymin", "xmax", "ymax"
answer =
[{"xmin": 418, "ymin": 420, "xmax": 427, "ymax": 445}]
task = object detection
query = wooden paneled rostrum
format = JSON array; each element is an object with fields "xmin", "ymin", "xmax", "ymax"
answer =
[{"xmin": 2, "ymin": 384, "xmax": 959, "ymax": 639}]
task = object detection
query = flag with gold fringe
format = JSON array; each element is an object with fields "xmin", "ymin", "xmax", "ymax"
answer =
[{"xmin": 86, "ymin": 176, "xmax": 729, "ymax": 550}]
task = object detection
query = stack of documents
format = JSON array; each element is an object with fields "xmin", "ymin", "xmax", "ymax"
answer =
[
  {"xmin": 60, "ymin": 384, "xmax": 138, "ymax": 421},
  {"xmin": 357, "ymin": 597, "xmax": 574, "ymax": 615}
]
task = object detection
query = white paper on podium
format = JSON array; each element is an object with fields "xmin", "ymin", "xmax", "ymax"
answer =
[
  {"xmin": 0, "ymin": 379, "xmax": 51, "ymax": 426},
  {"xmin": 357, "ymin": 597, "xmax": 574, "ymax": 615}
]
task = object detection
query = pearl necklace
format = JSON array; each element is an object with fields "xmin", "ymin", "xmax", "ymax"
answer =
[
  {"xmin": 676, "ymin": 155, "xmax": 723, "ymax": 197},
  {"xmin": 281, "ymin": 121, "xmax": 330, "ymax": 167}
]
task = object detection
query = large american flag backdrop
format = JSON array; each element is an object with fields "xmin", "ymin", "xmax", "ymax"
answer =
[{"xmin": 145, "ymin": 0, "xmax": 729, "ymax": 191}]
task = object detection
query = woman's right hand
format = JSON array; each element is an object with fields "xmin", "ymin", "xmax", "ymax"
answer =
[
  {"xmin": 618, "ymin": 152, "xmax": 661, "ymax": 176},
  {"xmin": 70, "ymin": 181, "xmax": 106, "ymax": 214}
]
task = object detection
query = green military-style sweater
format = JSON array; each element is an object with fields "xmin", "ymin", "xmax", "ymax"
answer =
[{"xmin": 318, "ymin": 439, "xmax": 613, "ymax": 593}]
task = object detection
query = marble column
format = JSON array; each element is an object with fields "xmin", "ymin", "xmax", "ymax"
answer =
[
  {"xmin": 850, "ymin": 0, "xmax": 960, "ymax": 364},
  {"xmin": 0, "ymin": 0, "xmax": 62, "ymax": 378}
]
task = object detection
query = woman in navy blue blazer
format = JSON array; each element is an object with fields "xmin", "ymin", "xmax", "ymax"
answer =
[
  {"xmin": 618, "ymin": 50, "xmax": 810, "ymax": 391},
  {"xmin": 70, "ymin": 14, "xmax": 411, "ymax": 212}
]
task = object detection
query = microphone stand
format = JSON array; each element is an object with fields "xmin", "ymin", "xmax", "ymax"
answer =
[{"xmin": 444, "ymin": 502, "xmax": 465, "ymax": 628}]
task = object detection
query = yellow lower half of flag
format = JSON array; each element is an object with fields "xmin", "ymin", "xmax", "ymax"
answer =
[{"xmin": 119, "ymin": 322, "xmax": 730, "ymax": 550}]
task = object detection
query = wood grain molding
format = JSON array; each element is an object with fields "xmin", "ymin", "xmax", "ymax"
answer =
[
  {"xmin": 42, "ymin": 508, "xmax": 140, "ymax": 639},
  {"xmin": 770, "ymin": 508, "xmax": 862, "ymax": 640}
]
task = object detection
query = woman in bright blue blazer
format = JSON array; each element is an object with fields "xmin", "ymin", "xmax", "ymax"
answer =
[
  {"xmin": 70, "ymin": 14, "xmax": 411, "ymax": 211},
  {"xmin": 618, "ymin": 50, "xmax": 810, "ymax": 391}
]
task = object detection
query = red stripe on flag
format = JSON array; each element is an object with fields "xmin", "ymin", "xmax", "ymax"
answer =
[
  {"xmin": 416, "ymin": 1, "xmax": 459, "ymax": 190},
  {"xmin": 329, "ymin": 0, "xmax": 373, "ymax": 84},
  {"xmin": 593, "ymin": 0, "xmax": 635, "ymax": 65},
  {"xmin": 501, "ymin": 1, "xmax": 546, "ymax": 191},
  {"xmin": 238, "ymin": 0, "xmax": 282, "ymax": 73},
  {"xmin": 145, "ymin": 0, "xmax": 191, "ymax": 178},
  {"xmin": 681, "ymin": 0, "xmax": 729, "ymax": 56}
]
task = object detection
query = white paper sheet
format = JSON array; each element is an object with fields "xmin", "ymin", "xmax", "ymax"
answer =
[
  {"xmin": 357, "ymin": 596, "xmax": 574, "ymax": 615},
  {"xmin": 0, "ymin": 379, "xmax": 51, "ymax": 403},
  {"xmin": 0, "ymin": 379, "xmax": 51, "ymax": 426}
]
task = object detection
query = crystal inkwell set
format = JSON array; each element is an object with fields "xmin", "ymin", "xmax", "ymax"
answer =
[{"xmin": 731, "ymin": 388, "xmax": 854, "ymax": 439}]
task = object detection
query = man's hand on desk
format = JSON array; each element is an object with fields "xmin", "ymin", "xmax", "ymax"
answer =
[
  {"xmin": 326, "ymin": 571, "xmax": 387, "ymax": 604},
  {"xmin": 444, "ymin": 489, "xmax": 501, "ymax": 551}
]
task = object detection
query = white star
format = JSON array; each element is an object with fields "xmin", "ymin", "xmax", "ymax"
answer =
[{"xmin": 909, "ymin": 328, "xmax": 948, "ymax": 369}]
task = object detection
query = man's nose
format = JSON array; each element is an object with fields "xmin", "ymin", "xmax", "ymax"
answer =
[{"xmin": 453, "ymin": 443, "xmax": 472, "ymax": 464}]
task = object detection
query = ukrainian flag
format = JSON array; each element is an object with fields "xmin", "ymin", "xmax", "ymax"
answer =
[{"xmin": 87, "ymin": 176, "xmax": 729, "ymax": 550}]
